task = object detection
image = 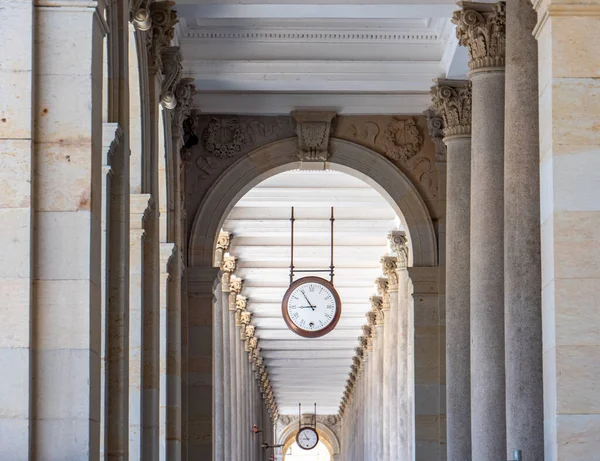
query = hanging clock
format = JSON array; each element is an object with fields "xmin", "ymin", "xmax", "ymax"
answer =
[
  {"xmin": 282, "ymin": 276, "xmax": 342, "ymax": 338},
  {"xmin": 296, "ymin": 426, "xmax": 319, "ymax": 450},
  {"xmin": 282, "ymin": 207, "xmax": 342, "ymax": 338}
]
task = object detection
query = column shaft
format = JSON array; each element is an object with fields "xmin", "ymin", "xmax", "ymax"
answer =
[
  {"xmin": 431, "ymin": 80, "xmax": 473, "ymax": 461},
  {"xmin": 504, "ymin": 1, "xmax": 544, "ymax": 458},
  {"xmin": 213, "ymin": 279, "xmax": 225, "ymax": 461}
]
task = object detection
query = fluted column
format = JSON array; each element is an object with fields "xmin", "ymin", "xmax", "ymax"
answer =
[
  {"xmin": 453, "ymin": 3, "xmax": 507, "ymax": 459},
  {"xmin": 431, "ymin": 79, "xmax": 473, "ymax": 461},
  {"xmin": 504, "ymin": 2, "xmax": 544, "ymax": 459}
]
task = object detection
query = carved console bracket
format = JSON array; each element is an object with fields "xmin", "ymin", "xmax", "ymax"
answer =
[{"xmin": 291, "ymin": 111, "xmax": 336, "ymax": 163}]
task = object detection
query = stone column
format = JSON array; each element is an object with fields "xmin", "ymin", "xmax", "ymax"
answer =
[
  {"xmin": 129, "ymin": 194, "xmax": 154, "ymax": 460},
  {"xmin": 232, "ymin": 295, "xmax": 245, "ymax": 458},
  {"xmin": 504, "ymin": 1, "xmax": 544, "ymax": 459},
  {"xmin": 530, "ymin": 1, "xmax": 600, "ymax": 458},
  {"xmin": 373, "ymin": 297, "xmax": 385, "ymax": 461},
  {"xmin": 381, "ymin": 256, "xmax": 398, "ymax": 461},
  {"xmin": 187, "ymin": 267, "xmax": 220, "ymax": 459},
  {"xmin": 431, "ymin": 79, "xmax": 473, "ymax": 461},
  {"xmin": 159, "ymin": 242, "xmax": 175, "ymax": 461},
  {"xmin": 227, "ymin": 275, "xmax": 244, "ymax": 458},
  {"xmin": 453, "ymin": 3, "xmax": 507, "ymax": 459},
  {"xmin": 212, "ymin": 273, "xmax": 225, "ymax": 461},
  {"xmin": 220, "ymin": 257, "xmax": 236, "ymax": 461}
]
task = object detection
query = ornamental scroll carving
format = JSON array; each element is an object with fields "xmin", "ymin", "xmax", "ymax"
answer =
[
  {"xmin": 430, "ymin": 79, "xmax": 472, "ymax": 138},
  {"xmin": 425, "ymin": 108, "xmax": 446, "ymax": 162},
  {"xmin": 148, "ymin": 2, "xmax": 178, "ymax": 72},
  {"xmin": 452, "ymin": 1, "xmax": 506, "ymax": 72}
]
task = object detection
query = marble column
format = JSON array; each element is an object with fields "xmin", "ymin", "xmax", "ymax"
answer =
[
  {"xmin": 227, "ymin": 276, "xmax": 244, "ymax": 458},
  {"xmin": 431, "ymin": 79, "xmax": 473, "ymax": 461},
  {"xmin": 504, "ymin": 1, "xmax": 544, "ymax": 459},
  {"xmin": 453, "ymin": 3, "xmax": 507, "ymax": 459},
  {"xmin": 381, "ymin": 255, "xmax": 399, "ymax": 461},
  {"xmin": 232, "ymin": 296, "xmax": 246, "ymax": 458},
  {"xmin": 530, "ymin": 1, "xmax": 600, "ymax": 458}
]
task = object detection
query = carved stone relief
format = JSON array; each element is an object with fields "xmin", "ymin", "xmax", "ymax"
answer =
[
  {"xmin": 185, "ymin": 114, "xmax": 442, "ymax": 238},
  {"xmin": 333, "ymin": 115, "xmax": 441, "ymax": 219}
]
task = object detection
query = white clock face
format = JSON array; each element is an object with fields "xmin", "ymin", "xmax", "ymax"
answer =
[
  {"xmin": 297, "ymin": 427, "xmax": 319, "ymax": 450},
  {"xmin": 286, "ymin": 280, "xmax": 338, "ymax": 332}
]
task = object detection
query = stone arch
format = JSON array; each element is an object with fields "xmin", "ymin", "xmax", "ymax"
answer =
[
  {"xmin": 278, "ymin": 421, "xmax": 340, "ymax": 457},
  {"xmin": 188, "ymin": 137, "xmax": 438, "ymax": 268}
]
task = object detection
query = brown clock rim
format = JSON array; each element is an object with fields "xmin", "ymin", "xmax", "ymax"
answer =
[
  {"xmin": 281, "ymin": 276, "xmax": 342, "ymax": 339},
  {"xmin": 295, "ymin": 426, "xmax": 320, "ymax": 450}
]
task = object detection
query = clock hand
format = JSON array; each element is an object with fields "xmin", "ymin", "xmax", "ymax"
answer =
[{"xmin": 300, "ymin": 290, "xmax": 316, "ymax": 311}]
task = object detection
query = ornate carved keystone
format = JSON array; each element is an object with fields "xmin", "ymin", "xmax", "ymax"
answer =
[{"xmin": 291, "ymin": 111, "xmax": 336, "ymax": 162}]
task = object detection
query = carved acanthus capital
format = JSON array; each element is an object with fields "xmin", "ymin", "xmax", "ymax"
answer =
[
  {"xmin": 380, "ymin": 257, "xmax": 399, "ymax": 291},
  {"xmin": 221, "ymin": 255, "xmax": 236, "ymax": 274},
  {"xmin": 229, "ymin": 276, "xmax": 244, "ymax": 295},
  {"xmin": 240, "ymin": 311, "xmax": 252, "ymax": 327},
  {"xmin": 388, "ymin": 231, "xmax": 409, "ymax": 268},
  {"xmin": 430, "ymin": 79, "xmax": 472, "ymax": 139},
  {"xmin": 235, "ymin": 295, "xmax": 247, "ymax": 311},
  {"xmin": 354, "ymin": 347, "xmax": 364, "ymax": 359},
  {"xmin": 291, "ymin": 111, "xmax": 336, "ymax": 162},
  {"xmin": 357, "ymin": 335, "xmax": 368, "ymax": 350},
  {"xmin": 366, "ymin": 311, "xmax": 377, "ymax": 328},
  {"xmin": 148, "ymin": 2, "xmax": 178, "ymax": 73},
  {"xmin": 452, "ymin": 2, "xmax": 506, "ymax": 73},
  {"xmin": 375, "ymin": 278, "xmax": 389, "ymax": 297}
]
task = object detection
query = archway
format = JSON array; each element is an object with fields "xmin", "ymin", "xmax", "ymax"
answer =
[{"xmin": 188, "ymin": 137, "xmax": 437, "ymax": 269}]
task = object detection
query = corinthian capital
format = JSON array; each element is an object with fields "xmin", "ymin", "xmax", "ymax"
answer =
[
  {"xmin": 430, "ymin": 79, "xmax": 472, "ymax": 139},
  {"xmin": 452, "ymin": 2, "xmax": 506, "ymax": 73},
  {"xmin": 380, "ymin": 256, "xmax": 399, "ymax": 291},
  {"xmin": 148, "ymin": 2, "xmax": 178, "ymax": 72},
  {"xmin": 229, "ymin": 276, "xmax": 244, "ymax": 295},
  {"xmin": 388, "ymin": 231, "xmax": 409, "ymax": 268}
]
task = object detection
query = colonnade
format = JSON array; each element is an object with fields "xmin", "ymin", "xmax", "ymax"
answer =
[
  {"xmin": 338, "ymin": 232, "xmax": 413, "ymax": 460},
  {"xmin": 212, "ymin": 235, "xmax": 275, "ymax": 461},
  {"xmin": 431, "ymin": 1, "xmax": 544, "ymax": 460}
]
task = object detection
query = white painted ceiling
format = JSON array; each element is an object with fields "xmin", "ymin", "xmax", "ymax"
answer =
[
  {"xmin": 173, "ymin": 0, "xmax": 469, "ymax": 115},
  {"xmin": 222, "ymin": 170, "xmax": 401, "ymax": 414}
]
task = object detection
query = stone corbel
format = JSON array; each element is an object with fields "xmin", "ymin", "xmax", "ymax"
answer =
[
  {"xmin": 173, "ymin": 78, "xmax": 196, "ymax": 137},
  {"xmin": 424, "ymin": 108, "xmax": 447, "ymax": 162},
  {"xmin": 291, "ymin": 111, "xmax": 336, "ymax": 162},
  {"xmin": 452, "ymin": 2, "xmax": 506, "ymax": 74},
  {"xmin": 388, "ymin": 231, "xmax": 409, "ymax": 269}
]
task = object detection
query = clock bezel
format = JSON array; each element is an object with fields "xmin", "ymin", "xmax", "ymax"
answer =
[
  {"xmin": 281, "ymin": 276, "xmax": 342, "ymax": 339},
  {"xmin": 295, "ymin": 426, "xmax": 320, "ymax": 450}
]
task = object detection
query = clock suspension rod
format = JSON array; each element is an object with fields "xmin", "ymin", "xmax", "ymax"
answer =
[
  {"xmin": 329, "ymin": 207, "xmax": 335, "ymax": 284},
  {"xmin": 290, "ymin": 207, "xmax": 295, "ymax": 285}
]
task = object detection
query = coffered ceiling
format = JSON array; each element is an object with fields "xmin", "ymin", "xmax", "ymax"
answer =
[
  {"xmin": 173, "ymin": 0, "xmax": 469, "ymax": 115},
  {"xmin": 222, "ymin": 170, "xmax": 401, "ymax": 414}
]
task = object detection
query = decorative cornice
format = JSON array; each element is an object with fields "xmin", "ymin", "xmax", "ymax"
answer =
[
  {"xmin": 291, "ymin": 111, "xmax": 336, "ymax": 162},
  {"xmin": 388, "ymin": 231, "xmax": 409, "ymax": 268},
  {"xmin": 380, "ymin": 257, "xmax": 399, "ymax": 292},
  {"xmin": 452, "ymin": 2, "xmax": 506, "ymax": 74},
  {"xmin": 430, "ymin": 79, "xmax": 472, "ymax": 139}
]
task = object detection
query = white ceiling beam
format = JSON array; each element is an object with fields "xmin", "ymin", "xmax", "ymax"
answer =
[
  {"xmin": 191, "ymin": 92, "xmax": 433, "ymax": 115},
  {"xmin": 174, "ymin": 3, "xmax": 458, "ymax": 19}
]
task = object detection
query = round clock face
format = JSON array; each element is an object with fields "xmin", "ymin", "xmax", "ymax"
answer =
[
  {"xmin": 296, "ymin": 427, "xmax": 319, "ymax": 450},
  {"xmin": 282, "ymin": 276, "xmax": 342, "ymax": 338}
]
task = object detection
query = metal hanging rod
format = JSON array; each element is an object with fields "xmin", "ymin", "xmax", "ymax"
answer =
[{"xmin": 289, "ymin": 207, "xmax": 336, "ymax": 284}]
